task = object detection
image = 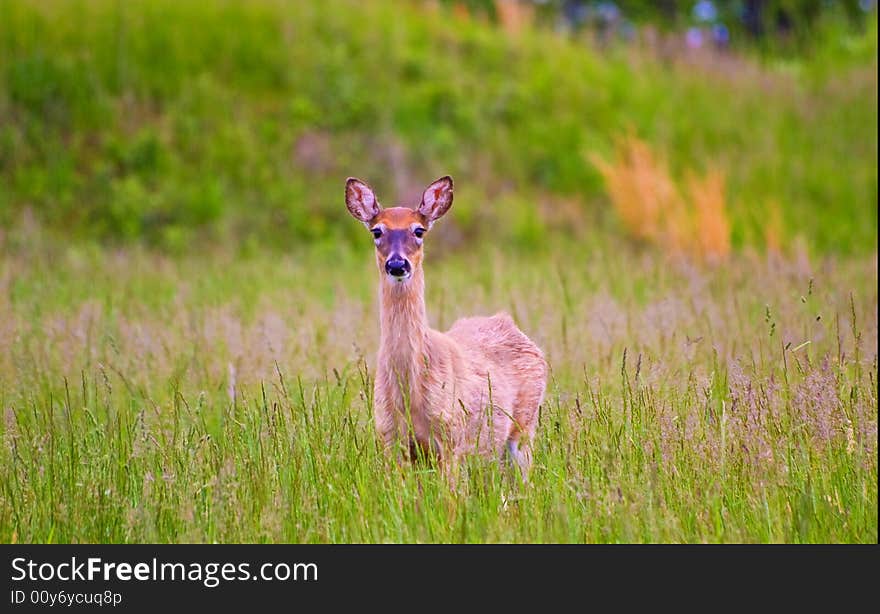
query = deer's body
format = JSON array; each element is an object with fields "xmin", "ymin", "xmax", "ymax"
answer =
[{"xmin": 347, "ymin": 177, "xmax": 547, "ymax": 475}]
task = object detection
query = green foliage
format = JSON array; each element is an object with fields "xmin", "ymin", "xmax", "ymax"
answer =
[
  {"xmin": 0, "ymin": 0, "xmax": 874, "ymax": 545},
  {"xmin": 0, "ymin": 242, "xmax": 875, "ymax": 542},
  {"xmin": 0, "ymin": 0, "xmax": 876, "ymax": 254}
]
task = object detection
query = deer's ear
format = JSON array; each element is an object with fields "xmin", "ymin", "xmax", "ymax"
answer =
[
  {"xmin": 418, "ymin": 176, "xmax": 453, "ymax": 227},
  {"xmin": 345, "ymin": 178, "xmax": 380, "ymax": 225}
]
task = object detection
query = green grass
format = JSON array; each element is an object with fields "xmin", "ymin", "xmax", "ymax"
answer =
[
  {"xmin": 0, "ymin": 235, "xmax": 875, "ymax": 543},
  {"xmin": 0, "ymin": 0, "xmax": 876, "ymax": 254},
  {"xmin": 0, "ymin": 0, "xmax": 875, "ymax": 544}
]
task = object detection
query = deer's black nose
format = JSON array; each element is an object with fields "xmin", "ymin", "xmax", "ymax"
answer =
[{"xmin": 385, "ymin": 256, "xmax": 411, "ymax": 278}]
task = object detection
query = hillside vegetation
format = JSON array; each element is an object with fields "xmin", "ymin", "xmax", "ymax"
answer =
[{"xmin": 0, "ymin": 0, "xmax": 876, "ymax": 254}]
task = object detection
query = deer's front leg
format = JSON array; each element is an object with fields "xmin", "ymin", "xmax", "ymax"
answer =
[{"xmin": 373, "ymin": 392, "xmax": 401, "ymax": 448}]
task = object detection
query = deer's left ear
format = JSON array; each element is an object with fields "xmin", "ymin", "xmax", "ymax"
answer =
[
  {"xmin": 346, "ymin": 177, "xmax": 381, "ymax": 226},
  {"xmin": 418, "ymin": 176, "xmax": 453, "ymax": 227}
]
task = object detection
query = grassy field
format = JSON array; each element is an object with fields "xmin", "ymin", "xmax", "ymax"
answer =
[
  {"xmin": 0, "ymin": 0, "xmax": 877, "ymax": 543},
  {"xmin": 0, "ymin": 236, "xmax": 876, "ymax": 543},
  {"xmin": 0, "ymin": 0, "xmax": 876, "ymax": 254}
]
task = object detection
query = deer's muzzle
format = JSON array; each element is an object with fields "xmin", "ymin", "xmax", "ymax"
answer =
[{"xmin": 385, "ymin": 255, "xmax": 411, "ymax": 280}]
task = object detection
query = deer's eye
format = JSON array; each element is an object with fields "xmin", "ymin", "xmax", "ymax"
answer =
[
  {"xmin": 413, "ymin": 227, "xmax": 425, "ymax": 239},
  {"xmin": 371, "ymin": 228, "xmax": 382, "ymax": 240}
]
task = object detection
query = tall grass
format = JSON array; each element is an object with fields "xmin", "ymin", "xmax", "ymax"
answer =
[
  {"xmin": 0, "ymin": 0, "xmax": 875, "ymax": 545},
  {"xmin": 592, "ymin": 135, "xmax": 731, "ymax": 261},
  {"xmin": 0, "ymin": 235, "xmax": 875, "ymax": 542}
]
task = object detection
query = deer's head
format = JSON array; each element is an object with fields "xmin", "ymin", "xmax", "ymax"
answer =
[{"xmin": 345, "ymin": 176, "xmax": 453, "ymax": 283}]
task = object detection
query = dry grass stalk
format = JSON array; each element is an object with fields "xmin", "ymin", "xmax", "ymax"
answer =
[
  {"xmin": 494, "ymin": 0, "xmax": 535, "ymax": 35},
  {"xmin": 592, "ymin": 134, "xmax": 732, "ymax": 262}
]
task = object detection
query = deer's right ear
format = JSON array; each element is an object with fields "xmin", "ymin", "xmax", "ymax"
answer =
[
  {"xmin": 418, "ymin": 176, "xmax": 453, "ymax": 227},
  {"xmin": 345, "ymin": 178, "xmax": 380, "ymax": 226}
]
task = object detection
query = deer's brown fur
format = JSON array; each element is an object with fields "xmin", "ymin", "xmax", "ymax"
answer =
[{"xmin": 346, "ymin": 176, "xmax": 547, "ymax": 476}]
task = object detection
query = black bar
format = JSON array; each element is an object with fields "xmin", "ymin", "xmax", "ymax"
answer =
[{"xmin": 1, "ymin": 544, "xmax": 877, "ymax": 611}]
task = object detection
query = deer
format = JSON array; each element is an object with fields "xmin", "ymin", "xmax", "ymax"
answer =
[{"xmin": 345, "ymin": 175, "xmax": 548, "ymax": 480}]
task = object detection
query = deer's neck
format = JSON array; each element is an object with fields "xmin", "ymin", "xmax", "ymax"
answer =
[{"xmin": 378, "ymin": 269, "xmax": 429, "ymax": 381}]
